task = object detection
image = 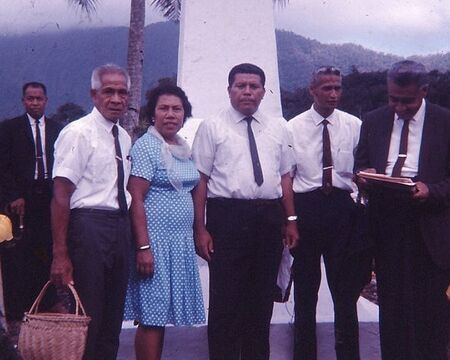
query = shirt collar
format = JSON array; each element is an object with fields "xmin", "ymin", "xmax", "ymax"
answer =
[
  {"xmin": 394, "ymin": 98, "xmax": 426, "ymax": 123},
  {"xmin": 27, "ymin": 113, "xmax": 45, "ymax": 125},
  {"xmin": 229, "ymin": 106, "xmax": 264, "ymax": 124},
  {"xmin": 310, "ymin": 105, "xmax": 337, "ymax": 126},
  {"xmin": 92, "ymin": 106, "xmax": 118, "ymax": 133}
]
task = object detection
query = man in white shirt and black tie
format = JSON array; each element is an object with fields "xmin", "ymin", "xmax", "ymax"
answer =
[
  {"xmin": 50, "ymin": 64, "xmax": 132, "ymax": 359},
  {"xmin": 192, "ymin": 63, "xmax": 299, "ymax": 360},
  {"xmin": 287, "ymin": 67, "xmax": 369, "ymax": 360},
  {"xmin": 0, "ymin": 82, "xmax": 62, "ymax": 328}
]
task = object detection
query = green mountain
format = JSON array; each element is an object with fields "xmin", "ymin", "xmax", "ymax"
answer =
[
  {"xmin": 0, "ymin": 22, "xmax": 179, "ymax": 119},
  {"xmin": 1, "ymin": 22, "xmax": 449, "ymax": 119}
]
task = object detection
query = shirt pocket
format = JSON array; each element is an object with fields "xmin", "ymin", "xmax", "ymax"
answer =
[
  {"xmin": 260, "ymin": 131, "xmax": 283, "ymax": 174},
  {"xmin": 334, "ymin": 146, "xmax": 354, "ymax": 176},
  {"xmin": 93, "ymin": 149, "xmax": 116, "ymax": 184}
]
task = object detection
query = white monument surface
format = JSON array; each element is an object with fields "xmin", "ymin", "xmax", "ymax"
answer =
[
  {"xmin": 177, "ymin": 0, "xmax": 282, "ymax": 124},
  {"xmin": 173, "ymin": 0, "xmax": 379, "ymax": 326}
]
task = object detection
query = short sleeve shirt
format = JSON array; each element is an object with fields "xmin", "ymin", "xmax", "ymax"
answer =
[
  {"xmin": 192, "ymin": 107, "xmax": 294, "ymax": 199},
  {"xmin": 53, "ymin": 107, "xmax": 132, "ymax": 210},
  {"xmin": 287, "ymin": 106, "xmax": 361, "ymax": 193}
]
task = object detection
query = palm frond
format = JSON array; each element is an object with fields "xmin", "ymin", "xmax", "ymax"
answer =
[
  {"xmin": 68, "ymin": 0, "xmax": 98, "ymax": 15},
  {"xmin": 151, "ymin": 0, "xmax": 181, "ymax": 21},
  {"xmin": 152, "ymin": 0, "xmax": 286, "ymax": 21}
]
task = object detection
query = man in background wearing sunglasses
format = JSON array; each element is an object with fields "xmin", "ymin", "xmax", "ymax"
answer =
[
  {"xmin": 287, "ymin": 66, "xmax": 369, "ymax": 359},
  {"xmin": 355, "ymin": 60, "xmax": 450, "ymax": 359}
]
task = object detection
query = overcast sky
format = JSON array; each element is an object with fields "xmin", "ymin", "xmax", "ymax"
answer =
[{"xmin": 1, "ymin": 0, "xmax": 449, "ymax": 56}]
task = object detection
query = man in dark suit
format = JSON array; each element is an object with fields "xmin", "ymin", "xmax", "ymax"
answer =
[
  {"xmin": 0, "ymin": 82, "xmax": 62, "ymax": 324},
  {"xmin": 355, "ymin": 60, "xmax": 450, "ymax": 360}
]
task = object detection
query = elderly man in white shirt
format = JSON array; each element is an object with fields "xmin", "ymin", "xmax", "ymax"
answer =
[
  {"xmin": 287, "ymin": 66, "xmax": 369, "ymax": 360},
  {"xmin": 50, "ymin": 64, "xmax": 132, "ymax": 360},
  {"xmin": 192, "ymin": 63, "xmax": 298, "ymax": 360}
]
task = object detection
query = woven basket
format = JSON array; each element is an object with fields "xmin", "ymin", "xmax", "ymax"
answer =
[{"xmin": 18, "ymin": 281, "xmax": 91, "ymax": 360}]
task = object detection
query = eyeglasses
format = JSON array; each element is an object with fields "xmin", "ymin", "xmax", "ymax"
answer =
[{"xmin": 315, "ymin": 66, "xmax": 341, "ymax": 76}]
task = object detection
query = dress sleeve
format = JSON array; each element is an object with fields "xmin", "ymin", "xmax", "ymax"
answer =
[{"xmin": 130, "ymin": 135, "xmax": 158, "ymax": 182}]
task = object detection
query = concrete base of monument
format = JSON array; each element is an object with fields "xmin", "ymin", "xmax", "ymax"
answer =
[
  {"xmin": 118, "ymin": 323, "xmax": 380, "ymax": 360},
  {"xmin": 119, "ymin": 259, "xmax": 380, "ymax": 359}
]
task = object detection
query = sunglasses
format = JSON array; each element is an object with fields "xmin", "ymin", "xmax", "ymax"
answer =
[{"xmin": 315, "ymin": 66, "xmax": 341, "ymax": 76}]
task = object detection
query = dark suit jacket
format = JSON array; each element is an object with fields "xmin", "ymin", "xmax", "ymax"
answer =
[
  {"xmin": 354, "ymin": 102, "xmax": 450, "ymax": 270},
  {"xmin": 0, "ymin": 114, "xmax": 62, "ymax": 205}
]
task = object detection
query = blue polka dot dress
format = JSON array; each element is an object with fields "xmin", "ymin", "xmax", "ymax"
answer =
[{"xmin": 124, "ymin": 131, "xmax": 205, "ymax": 326}]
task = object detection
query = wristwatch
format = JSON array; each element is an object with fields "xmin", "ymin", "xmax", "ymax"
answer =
[{"xmin": 286, "ymin": 215, "xmax": 298, "ymax": 222}]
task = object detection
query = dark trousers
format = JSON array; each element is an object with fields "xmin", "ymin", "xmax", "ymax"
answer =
[
  {"xmin": 292, "ymin": 189, "xmax": 363, "ymax": 360},
  {"xmin": 68, "ymin": 209, "xmax": 130, "ymax": 360},
  {"xmin": 369, "ymin": 195, "xmax": 450, "ymax": 360},
  {"xmin": 2, "ymin": 180, "xmax": 53, "ymax": 320},
  {"xmin": 206, "ymin": 198, "xmax": 284, "ymax": 360}
]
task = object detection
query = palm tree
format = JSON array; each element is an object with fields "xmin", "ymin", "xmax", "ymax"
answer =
[{"xmin": 69, "ymin": 0, "xmax": 287, "ymax": 137}]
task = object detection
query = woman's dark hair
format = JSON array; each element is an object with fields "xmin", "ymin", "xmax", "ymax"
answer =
[{"xmin": 145, "ymin": 83, "xmax": 193, "ymax": 124}]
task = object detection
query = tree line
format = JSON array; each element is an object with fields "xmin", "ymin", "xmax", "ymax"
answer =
[
  {"xmin": 26, "ymin": 69, "xmax": 450, "ymax": 126},
  {"xmin": 282, "ymin": 68, "xmax": 450, "ymax": 120}
]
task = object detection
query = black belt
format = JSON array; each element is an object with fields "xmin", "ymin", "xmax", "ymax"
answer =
[
  {"xmin": 208, "ymin": 197, "xmax": 281, "ymax": 207},
  {"xmin": 295, "ymin": 187, "xmax": 351, "ymax": 196},
  {"xmin": 71, "ymin": 208, "xmax": 126, "ymax": 217}
]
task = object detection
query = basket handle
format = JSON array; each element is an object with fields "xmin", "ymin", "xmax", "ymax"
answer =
[{"xmin": 28, "ymin": 281, "xmax": 88, "ymax": 316}]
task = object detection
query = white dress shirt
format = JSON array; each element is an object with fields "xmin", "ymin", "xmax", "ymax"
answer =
[
  {"xmin": 53, "ymin": 107, "xmax": 132, "ymax": 210},
  {"xmin": 192, "ymin": 106, "xmax": 294, "ymax": 199},
  {"xmin": 27, "ymin": 114, "xmax": 48, "ymax": 179},
  {"xmin": 287, "ymin": 106, "xmax": 361, "ymax": 193},
  {"xmin": 385, "ymin": 99, "xmax": 426, "ymax": 178}
]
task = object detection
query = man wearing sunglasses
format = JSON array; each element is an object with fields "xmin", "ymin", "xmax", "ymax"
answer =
[
  {"xmin": 287, "ymin": 66, "xmax": 368, "ymax": 359},
  {"xmin": 355, "ymin": 60, "xmax": 450, "ymax": 359}
]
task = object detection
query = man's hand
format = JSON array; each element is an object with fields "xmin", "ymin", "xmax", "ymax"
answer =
[
  {"xmin": 283, "ymin": 222, "xmax": 299, "ymax": 249},
  {"xmin": 50, "ymin": 255, "xmax": 74, "ymax": 286},
  {"xmin": 195, "ymin": 228, "xmax": 214, "ymax": 262},
  {"xmin": 9, "ymin": 198, "xmax": 25, "ymax": 216},
  {"xmin": 412, "ymin": 181, "xmax": 429, "ymax": 201},
  {"xmin": 355, "ymin": 167, "xmax": 376, "ymax": 190},
  {"xmin": 136, "ymin": 250, "xmax": 155, "ymax": 277}
]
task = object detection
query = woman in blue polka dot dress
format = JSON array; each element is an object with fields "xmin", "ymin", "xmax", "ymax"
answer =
[{"xmin": 124, "ymin": 84, "xmax": 205, "ymax": 359}]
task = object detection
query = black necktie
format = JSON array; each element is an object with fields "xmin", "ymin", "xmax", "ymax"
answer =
[
  {"xmin": 35, "ymin": 119, "xmax": 45, "ymax": 180},
  {"xmin": 321, "ymin": 119, "xmax": 333, "ymax": 195},
  {"xmin": 112, "ymin": 125, "xmax": 128, "ymax": 214},
  {"xmin": 391, "ymin": 118, "xmax": 410, "ymax": 177},
  {"xmin": 244, "ymin": 117, "xmax": 264, "ymax": 186}
]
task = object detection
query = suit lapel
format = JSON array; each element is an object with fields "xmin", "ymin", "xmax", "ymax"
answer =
[
  {"xmin": 22, "ymin": 114, "xmax": 34, "ymax": 146},
  {"xmin": 417, "ymin": 102, "xmax": 435, "ymax": 178},
  {"xmin": 377, "ymin": 108, "xmax": 395, "ymax": 174},
  {"xmin": 45, "ymin": 117, "xmax": 55, "ymax": 156}
]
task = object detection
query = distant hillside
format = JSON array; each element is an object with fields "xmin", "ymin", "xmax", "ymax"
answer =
[
  {"xmin": 0, "ymin": 22, "xmax": 179, "ymax": 119},
  {"xmin": 1, "ymin": 22, "xmax": 449, "ymax": 119},
  {"xmin": 276, "ymin": 31, "xmax": 450, "ymax": 90},
  {"xmin": 276, "ymin": 31, "xmax": 400, "ymax": 90}
]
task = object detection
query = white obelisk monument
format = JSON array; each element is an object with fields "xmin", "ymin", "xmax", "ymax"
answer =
[
  {"xmin": 177, "ymin": 0, "xmax": 282, "ymax": 127},
  {"xmin": 175, "ymin": 0, "xmax": 379, "ymax": 325}
]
